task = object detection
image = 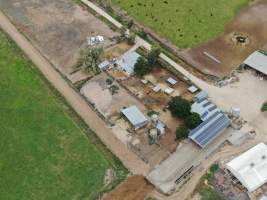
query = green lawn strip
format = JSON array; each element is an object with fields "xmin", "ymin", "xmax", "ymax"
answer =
[
  {"xmin": 111, "ymin": 0, "xmax": 249, "ymax": 48},
  {"xmin": 0, "ymin": 30, "xmax": 127, "ymax": 200}
]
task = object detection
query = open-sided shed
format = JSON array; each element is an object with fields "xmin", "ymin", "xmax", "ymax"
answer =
[{"xmin": 243, "ymin": 51, "xmax": 267, "ymax": 75}]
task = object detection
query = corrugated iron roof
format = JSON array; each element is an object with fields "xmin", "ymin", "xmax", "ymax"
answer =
[
  {"xmin": 189, "ymin": 111, "xmax": 231, "ymax": 148},
  {"xmin": 121, "ymin": 105, "xmax": 148, "ymax": 127},
  {"xmin": 244, "ymin": 51, "xmax": 267, "ymax": 75}
]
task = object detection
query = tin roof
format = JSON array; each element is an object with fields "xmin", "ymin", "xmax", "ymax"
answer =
[{"xmin": 121, "ymin": 106, "xmax": 148, "ymax": 127}]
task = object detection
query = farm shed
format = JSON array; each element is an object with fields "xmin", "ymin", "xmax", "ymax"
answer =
[
  {"xmin": 243, "ymin": 51, "xmax": 267, "ymax": 75},
  {"xmin": 189, "ymin": 111, "xmax": 231, "ymax": 148},
  {"xmin": 121, "ymin": 106, "xmax": 148, "ymax": 130},
  {"xmin": 116, "ymin": 51, "xmax": 141, "ymax": 75},
  {"xmin": 152, "ymin": 85, "xmax": 161, "ymax": 93},
  {"xmin": 164, "ymin": 87, "xmax": 174, "ymax": 95},
  {"xmin": 188, "ymin": 85, "xmax": 198, "ymax": 93},
  {"xmin": 167, "ymin": 77, "xmax": 177, "ymax": 86},
  {"xmin": 227, "ymin": 143, "xmax": 267, "ymax": 192}
]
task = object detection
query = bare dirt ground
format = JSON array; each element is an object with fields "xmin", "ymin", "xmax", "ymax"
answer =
[
  {"xmin": 80, "ymin": 73, "xmax": 145, "ymax": 119},
  {"xmin": 104, "ymin": 42, "xmax": 132, "ymax": 59},
  {"xmin": 0, "ymin": 0, "xmax": 119, "ymax": 75},
  {"xmin": 180, "ymin": 0, "xmax": 267, "ymax": 78},
  {"xmin": 102, "ymin": 175, "xmax": 154, "ymax": 200}
]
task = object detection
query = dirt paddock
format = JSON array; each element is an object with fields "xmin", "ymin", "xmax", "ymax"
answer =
[
  {"xmin": 102, "ymin": 175, "xmax": 154, "ymax": 200},
  {"xmin": 0, "ymin": 0, "xmax": 119, "ymax": 75},
  {"xmin": 180, "ymin": 0, "xmax": 267, "ymax": 78}
]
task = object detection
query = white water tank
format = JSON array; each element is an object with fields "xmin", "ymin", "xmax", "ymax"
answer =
[{"xmin": 231, "ymin": 107, "xmax": 241, "ymax": 118}]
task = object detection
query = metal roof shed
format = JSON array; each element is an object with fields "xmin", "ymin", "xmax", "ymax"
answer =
[
  {"xmin": 188, "ymin": 85, "xmax": 198, "ymax": 93},
  {"xmin": 189, "ymin": 111, "xmax": 231, "ymax": 148},
  {"xmin": 122, "ymin": 106, "xmax": 148, "ymax": 130},
  {"xmin": 98, "ymin": 60, "xmax": 110, "ymax": 70},
  {"xmin": 167, "ymin": 77, "xmax": 177, "ymax": 85},
  {"xmin": 243, "ymin": 51, "xmax": 267, "ymax": 75},
  {"xmin": 227, "ymin": 143, "xmax": 267, "ymax": 192},
  {"xmin": 116, "ymin": 51, "xmax": 141, "ymax": 75}
]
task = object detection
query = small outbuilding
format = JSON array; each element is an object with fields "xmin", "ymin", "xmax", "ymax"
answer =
[
  {"xmin": 188, "ymin": 85, "xmax": 198, "ymax": 93},
  {"xmin": 164, "ymin": 87, "xmax": 174, "ymax": 95},
  {"xmin": 167, "ymin": 77, "xmax": 177, "ymax": 86},
  {"xmin": 152, "ymin": 85, "xmax": 161, "ymax": 93},
  {"xmin": 121, "ymin": 106, "xmax": 148, "ymax": 130},
  {"xmin": 227, "ymin": 143, "xmax": 267, "ymax": 192},
  {"xmin": 98, "ymin": 60, "xmax": 110, "ymax": 71}
]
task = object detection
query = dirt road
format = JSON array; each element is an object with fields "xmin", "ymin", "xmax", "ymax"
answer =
[{"xmin": 0, "ymin": 11, "xmax": 150, "ymax": 175}]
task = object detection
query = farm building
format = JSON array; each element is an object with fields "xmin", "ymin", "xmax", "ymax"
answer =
[
  {"xmin": 191, "ymin": 98, "xmax": 220, "ymax": 121},
  {"xmin": 189, "ymin": 111, "xmax": 231, "ymax": 148},
  {"xmin": 226, "ymin": 143, "xmax": 267, "ymax": 192},
  {"xmin": 167, "ymin": 77, "xmax": 177, "ymax": 86},
  {"xmin": 121, "ymin": 105, "xmax": 148, "ymax": 130},
  {"xmin": 164, "ymin": 87, "xmax": 174, "ymax": 95},
  {"xmin": 152, "ymin": 85, "xmax": 161, "ymax": 93},
  {"xmin": 193, "ymin": 91, "xmax": 208, "ymax": 102},
  {"xmin": 243, "ymin": 51, "xmax": 267, "ymax": 76},
  {"xmin": 188, "ymin": 85, "xmax": 198, "ymax": 93},
  {"xmin": 116, "ymin": 51, "xmax": 141, "ymax": 75}
]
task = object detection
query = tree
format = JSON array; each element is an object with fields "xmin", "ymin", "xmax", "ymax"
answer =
[
  {"xmin": 185, "ymin": 112, "xmax": 202, "ymax": 129},
  {"xmin": 262, "ymin": 102, "xmax": 267, "ymax": 112},
  {"xmin": 168, "ymin": 96, "xmax": 191, "ymax": 118},
  {"xmin": 83, "ymin": 47, "xmax": 103, "ymax": 73},
  {"xmin": 176, "ymin": 125, "xmax": 189, "ymax": 140},
  {"xmin": 126, "ymin": 32, "xmax": 136, "ymax": 45},
  {"xmin": 147, "ymin": 47, "xmax": 161, "ymax": 67},
  {"xmin": 134, "ymin": 57, "xmax": 151, "ymax": 76},
  {"xmin": 127, "ymin": 19, "xmax": 134, "ymax": 29}
]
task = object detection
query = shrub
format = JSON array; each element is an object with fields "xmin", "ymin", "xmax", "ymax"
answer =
[
  {"xmin": 147, "ymin": 47, "xmax": 161, "ymax": 67},
  {"xmin": 106, "ymin": 78, "xmax": 114, "ymax": 85},
  {"xmin": 261, "ymin": 102, "xmax": 267, "ymax": 112},
  {"xmin": 176, "ymin": 125, "xmax": 189, "ymax": 140},
  {"xmin": 147, "ymin": 110, "xmax": 159, "ymax": 117},
  {"xmin": 134, "ymin": 57, "xmax": 151, "ymax": 76},
  {"xmin": 185, "ymin": 113, "xmax": 202, "ymax": 129},
  {"xmin": 168, "ymin": 96, "xmax": 191, "ymax": 118}
]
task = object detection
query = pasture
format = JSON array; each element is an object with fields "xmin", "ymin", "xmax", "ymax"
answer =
[
  {"xmin": 0, "ymin": 30, "xmax": 126, "ymax": 200},
  {"xmin": 112, "ymin": 0, "xmax": 249, "ymax": 48}
]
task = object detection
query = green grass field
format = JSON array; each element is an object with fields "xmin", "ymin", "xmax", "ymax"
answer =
[
  {"xmin": 112, "ymin": 0, "xmax": 249, "ymax": 48},
  {"xmin": 0, "ymin": 30, "xmax": 127, "ymax": 200}
]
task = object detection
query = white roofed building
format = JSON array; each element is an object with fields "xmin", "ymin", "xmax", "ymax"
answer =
[
  {"xmin": 243, "ymin": 51, "xmax": 267, "ymax": 75},
  {"xmin": 167, "ymin": 77, "xmax": 177, "ymax": 86},
  {"xmin": 188, "ymin": 85, "xmax": 198, "ymax": 93},
  {"xmin": 226, "ymin": 143, "xmax": 267, "ymax": 192}
]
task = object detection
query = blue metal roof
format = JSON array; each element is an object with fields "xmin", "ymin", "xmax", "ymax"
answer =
[{"xmin": 189, "ymin": 111, "xmax": 231, "ymax": 148}]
